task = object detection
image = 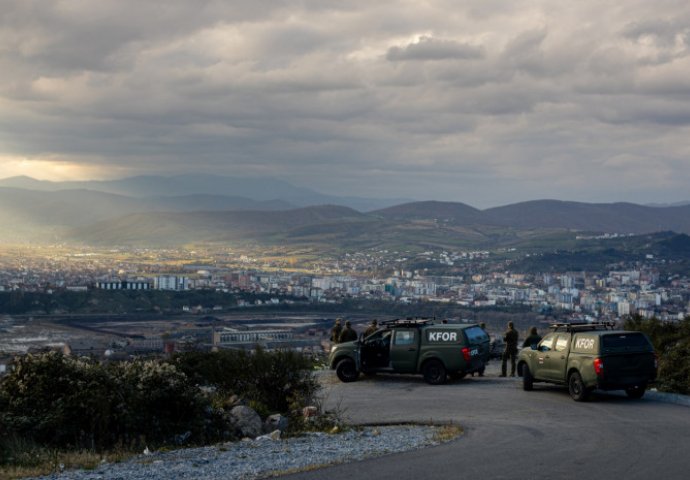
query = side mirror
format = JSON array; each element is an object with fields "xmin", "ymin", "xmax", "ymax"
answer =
[{"xmin": 530, "ymin": 345, "xmax": 538, "ymax": 350}]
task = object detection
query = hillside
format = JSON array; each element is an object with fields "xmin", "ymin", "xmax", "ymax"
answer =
[
  {"xmin": 372, "ymin": 201, "xmax": 486, "ymax": 224},
  {"xmin": 483, "ymin": 200, "xmax": 690, "ymax": 233},
  {"xmin": 70, "ymin": 205, "xmax": 370, "ymax": 246}
]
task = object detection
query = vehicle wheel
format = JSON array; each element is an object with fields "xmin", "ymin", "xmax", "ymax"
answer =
[
  {"xmin": 568, "ymin": 371, "xmax": 590, "ymax": 402},
  {"xmin": 423, "ymin": 359, "xmax": 447, "ymax": 385},
  {"xmin": 626, "ymin": 384, "xmax": 646, "ymax": 399},
  {"xmin": 522, "ymin": 365, "xmax": 534, "ymax": 391},
  {"xmin": 335, "ymin": 359, "xmax": 359, "ymax": 383}
]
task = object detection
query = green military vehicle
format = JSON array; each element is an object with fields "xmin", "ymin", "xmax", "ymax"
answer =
[
  {"xmin": 329, "ymin": 318, "xmax": 490, "ymax": 385},
  {"xmin": 517, "ymin": 322, "xmax": 657, "ymax": 401}
]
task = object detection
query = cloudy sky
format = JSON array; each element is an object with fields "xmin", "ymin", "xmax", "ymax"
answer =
[{"xmin": 1, "ymin": 0, "xmax": 689, "ymax": 207}]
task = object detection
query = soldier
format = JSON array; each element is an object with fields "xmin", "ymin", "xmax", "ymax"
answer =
[
  {"xmin": 363, "ymin": 319, "xmax": 378, "ymax": 337},
  {"xmin": 338, "ymin": 320, "xmax": 358, "ymax": 343},
  {"xmin": 330, "ymin": 318, "xmax": 342, "ymax": 343},
  {"xmin": 522, "ymin": 326, "xmax": 542, "ymax": 348},
  {"xmin": 500, "ymin": 321, "xmax": 519, "ymax": 377}
]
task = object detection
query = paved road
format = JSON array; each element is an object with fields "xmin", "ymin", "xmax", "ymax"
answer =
[{"xmin": 288, "ymin": 364, "xmax": 690, "ymax": 480}]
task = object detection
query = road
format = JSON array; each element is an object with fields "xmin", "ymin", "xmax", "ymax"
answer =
[{"xmin": 287, "ymin": 363, "xmax": 690, "ymax": 480}]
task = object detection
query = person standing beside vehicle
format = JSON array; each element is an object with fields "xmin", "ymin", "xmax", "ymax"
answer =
[
  {"xmin": 339, "ymin": 320, "xmax": 358, "ymax": 343},
  {"xmin": 501, "ymin": 321, "xmax": 519, "ymax": 377},
  {"xmin": 363, "ymin": 319, "xmax": 378, "ymax": 337},
  {"xmin": 330, "ymin": 319, "xmax": 343, "ymax": 343},
  {"xmin": 522, "ymin": 326, "xmax": 542, "ymax": 348}
]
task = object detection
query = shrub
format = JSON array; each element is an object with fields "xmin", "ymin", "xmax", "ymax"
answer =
[
  {"xmin": 624, "ymin": 315, "xmax": 690, "ymax": 394},
  {"xmin": 0, "ymin": 352, "xmax": 207, "ymax": 450},
  {"xmin": 172, "ymin": 348, "xmax": 319, "ymax": 414}
]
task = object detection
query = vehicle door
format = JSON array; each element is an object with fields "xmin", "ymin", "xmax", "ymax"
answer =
[
  {"xmin": 541, "ymin": 333, "xmax": 571, "ymax": 382},
  {"xmin": 360, "ymin": 329, "xmax": 392, "ymax": 371},
  {"xmin": 389, "ymin": 328, "xmax": 419, "ymax": 372},
  {"xmin": 532, "ymin": 333, "xmax": 556, "ymax": 380}
]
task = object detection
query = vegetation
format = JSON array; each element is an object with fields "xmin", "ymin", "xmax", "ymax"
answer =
[
  {"xmin": 0, "ymin": 290, "xmax": 304, "ymax": 315},
  {"xmin": 0, "ymin": 349, "xmax": 322, "ymax": 478},
  {"xmin": 624, "ymin": 315, "xmax": 690, "ymax": 394}
]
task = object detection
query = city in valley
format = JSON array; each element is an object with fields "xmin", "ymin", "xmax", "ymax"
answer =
[{"xmin": 1, "ymin": 239, "xmax": 688, "ymax": 372}]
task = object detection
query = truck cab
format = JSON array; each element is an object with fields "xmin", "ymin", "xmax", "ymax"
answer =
[
  {"xmin": 329, "ymin": 318, "xmax": 490, "ymax": 385},
  {"xmin": 518, "ymin": 322, "xmax": 657, "ymax": 401}
]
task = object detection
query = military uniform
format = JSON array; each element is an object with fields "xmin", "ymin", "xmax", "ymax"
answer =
[
  {"xmin": 339, "ymin": 322, "xmax": 358, "ymax": 343},
  {"xmin": 501, "ymin": 323, "xmax": 519, "ymax": 377},
  {"xmin": 330, "ymin": 320, "xmax": 342, "ymax": 343},
  {"xmin": 522, "ymin": 327, "xmax": 542, "ymax": 348},
  {"xmin": 363, "ymin": 320, "xmax": 378, "ymax": 338}
]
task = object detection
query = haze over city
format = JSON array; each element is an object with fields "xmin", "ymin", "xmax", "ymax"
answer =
[{"xmin": 1, "ymin": 0, "xmax": 689, "ymax": 208}]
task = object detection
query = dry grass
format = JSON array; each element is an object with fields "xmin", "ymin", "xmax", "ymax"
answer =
[
  {"xmin": 0, "ymin": 449, "xmax": 133, "ymax": 480},
  {"xmin": 433, "ymin": 424, "xmax": 464, "ymax": 443}
]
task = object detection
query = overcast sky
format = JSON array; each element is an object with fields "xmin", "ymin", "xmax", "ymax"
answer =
[{"xmin": 1, "ymin": 0, "xmax": 689, "ymax": 207}]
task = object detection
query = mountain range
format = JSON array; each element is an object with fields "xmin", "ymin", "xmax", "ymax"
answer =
[{"xmin": 1, "ymin": 176, "xmax": 690, "ymax": 249}]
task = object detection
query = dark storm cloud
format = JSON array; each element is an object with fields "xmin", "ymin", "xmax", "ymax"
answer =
[
  {"xmin": 386, "ymin": 36, "xmax": 484, "ymax": 61},
  {"xmin": 1, "ymin": 0, "xmax": 690, "ymax": 206}
]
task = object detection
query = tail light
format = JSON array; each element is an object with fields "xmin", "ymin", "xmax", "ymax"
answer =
[
  {"xmin": 462, "ymin": 347, "xmax": 471, "ymax": 362},
  {"xmin": 593, "ymin": 357, "xmax": 604, "ymax": 376}
]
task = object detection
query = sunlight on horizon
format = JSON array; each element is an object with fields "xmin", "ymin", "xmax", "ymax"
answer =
[{"xmin": 0, "ymin": 155, "xmax": 121, "ymax": 181}]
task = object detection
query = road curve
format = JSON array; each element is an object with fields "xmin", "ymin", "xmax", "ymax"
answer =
[{"xmin": 287, "ymin": 365, "xmax": 690, "ymax": 480}]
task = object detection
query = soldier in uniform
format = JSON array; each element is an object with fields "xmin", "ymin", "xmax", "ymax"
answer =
[
  {"xmin": 500, "ymin": 321, "xmax": 519, "ymax": 377},
  {"xmin": 338, "ymin": 320, "xmax": 358, "ymax": 343},
  {"xmin": 522, "ymin": 326, "xmax": 542, "ymax": 348},
  {"xmin": 330, "ymin": 318, "xmax": 342, "ymax": 343},
  {"xmin": 363, "ymin": 319, "xmax": 378, "ymax": 337}
]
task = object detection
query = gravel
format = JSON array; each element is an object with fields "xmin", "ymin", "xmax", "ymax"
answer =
[{"xmin": 33, "ymin": 425, "xmax": 449, "ymax": 480}]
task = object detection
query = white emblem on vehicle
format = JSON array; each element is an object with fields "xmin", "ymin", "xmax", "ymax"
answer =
[
  {"xmin": 428, "ymin": 331, "xmax": 458, "ymax": 342},
  {"xmin": 575, "ymin": 338, "xmax": 595, "ymax": 350}
]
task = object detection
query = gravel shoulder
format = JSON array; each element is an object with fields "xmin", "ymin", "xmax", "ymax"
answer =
[{"xmin": 31, "ymin": 425, "xmax": 456, "ymax": 480}]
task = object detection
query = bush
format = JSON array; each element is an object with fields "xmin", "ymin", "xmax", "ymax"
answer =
[
  {"xmin": 172, "ymin": 348, "xmax": 319, "ymax": 414},
  {"xmin": 0, "ymin": 348, "xmax": 321, "ymax": 457},
  {"xmin": 0, "ymin": 352, "xmax": 207, "ymax": 450},
  {"xmin": 624, "ymin": 315, "xmax": 690, "ymax": 394}
]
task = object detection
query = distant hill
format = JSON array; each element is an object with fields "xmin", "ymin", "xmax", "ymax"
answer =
[
  {"xmin": 0, "ymin": 187, "xmax": 292, "ymax": 242},
  {"xmin": 483, "ymin": 200, "xmax": 690, "ymax": 233},
  {"xmin": 3, "ymin": 185, "xmax": 690, "ymax": 248},
  {"xmin": 69, "ymin": 205, "xmax": 370, "ymax": 246},
  {"xmin": 372, "ymin": 201, "xmax": 486, "ymax": 224},
  {"xmin": 0, "ymin": 175, "xmax": 410, "ymax": 211}
]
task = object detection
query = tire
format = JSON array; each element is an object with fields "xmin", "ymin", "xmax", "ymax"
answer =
[
  {"xmin": 423, "ymin": 359, "xmax": 447, "ymax": 385},
  {"xmin": 568, "ymin": 371, "xmax": 590, "ymax": 402},
  {"xmin": 335, "ymin": 358, "xmax": 359, "ymax": 383},
  {"xmin": 626, "ymin": 384, "xmax": 646, "ymax": 399},
  {"xmin": 522, "ymin": 365, "xmax": 534, "ymax": 391}
]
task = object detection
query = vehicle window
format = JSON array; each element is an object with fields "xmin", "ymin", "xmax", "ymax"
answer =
[
  {"xmin": 539, "ymin": 334, "xmax": 555, "ymax": 352},
  {"xmin": 602, "ymin": 333, "xmax": 651, "ymax": 349},
  {"xmin": 365, "ymin": 330, "xmax": 385, "ymax": 344},
  {"xmin": 554, "ymin": 335, "xmax": 570, "ymax": 352},
  {"xmin": 465, "ymin": 326, "xmax": 489, "ymax": 343},
  {"xmin": 394, "ymin": 330, "xmax": 415, "ymax": 346}
]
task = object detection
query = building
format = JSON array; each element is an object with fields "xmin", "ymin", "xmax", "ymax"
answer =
[
  {"xmin": 154, "ymin": 275, "xmax": 189, "ymax": 291},
  {"xmin": 213, "ymin": 327, "xmax": 293, "ymax": 346}
]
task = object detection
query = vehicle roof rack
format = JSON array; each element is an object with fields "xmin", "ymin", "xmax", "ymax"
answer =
[
  {"xmin": 381, "ymin": 317, "xmax": 435, "ymax": 328},
  {"xmin": 549, "ymin": 321, "xmax": 617, "ymax": 332}
]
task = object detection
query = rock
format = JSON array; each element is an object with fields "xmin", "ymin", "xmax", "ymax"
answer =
[
  {"xmin": 256, "ymin": 429, "xmax": 282, "ymax": 442},
  {"xmin": 263, "ymin": 413, "xmax": 289, "ymax": 433},
  {"xmin": 229, "ymin": 405, "xmax": 262, "ymax": 438},
  {"xmin": 302, "ymin": 406, "xmax": 318, "ymax": 418}
]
